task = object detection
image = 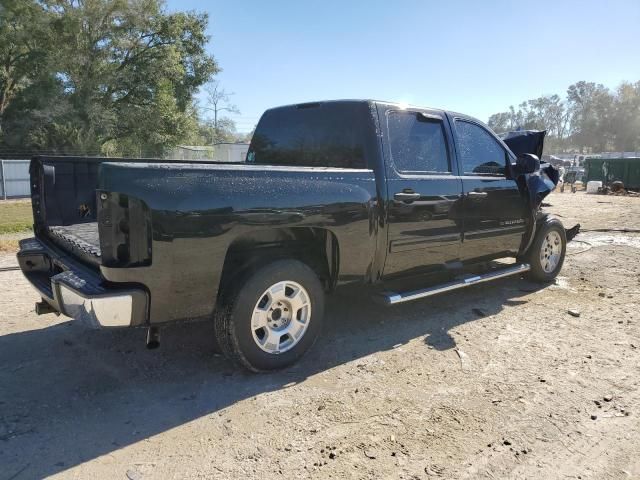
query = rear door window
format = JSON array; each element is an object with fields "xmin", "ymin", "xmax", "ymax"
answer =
[
  {"xmin": 247, "ymin": 103, "xmax": 367, "ymax": 168},
  {"xmin": 387, "ymin": 111, "xmax": 450, "ymax": 173},
  {"xmin": 454, "ymin": 120, "xmax": 507, "ymax": 175}
]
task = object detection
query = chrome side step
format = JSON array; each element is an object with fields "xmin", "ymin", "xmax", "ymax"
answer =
[{"xmin": 377, "ymin": 263, "xmax": 530, "ymax": 306}]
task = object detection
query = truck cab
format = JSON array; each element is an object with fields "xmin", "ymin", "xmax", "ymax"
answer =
[{"xmin": 377, "ymin": 103, "xmax": 528, "ymax": 277}]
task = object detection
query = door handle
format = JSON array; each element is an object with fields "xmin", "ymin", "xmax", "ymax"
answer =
[
  {"xmin": 394, "ymin": 191, "xmax": 421, "ymax": 202},
  {"xmin": 467, "ymin": 191, "xmax": 487, "ymax": 198}
]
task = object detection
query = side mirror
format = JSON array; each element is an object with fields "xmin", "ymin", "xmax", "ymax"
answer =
[{"xmin": 514, "ymin": 153, "xmax": 540, "ymax": 175}]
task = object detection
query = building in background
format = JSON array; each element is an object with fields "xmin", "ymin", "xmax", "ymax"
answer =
[
  {"xmin": 167, "ymin": 143, "xmax": 249, "ymax": 162},
  {"xmin": 0, "ymin": 159, "xmax": 30, "ymax": 199},
  {"xmin": 211, "ymin": 143, "xmax": 249, "ymax": 163}
]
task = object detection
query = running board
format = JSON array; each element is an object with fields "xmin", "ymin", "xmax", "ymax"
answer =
[{"xmin": 377, "ymin": 263, "xmax": 530, "ymax": 306}]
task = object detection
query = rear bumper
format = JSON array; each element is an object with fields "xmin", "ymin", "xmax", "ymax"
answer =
[{"xmin": 17, "ymin": 237, "xmax": 148, "ymax": 328}]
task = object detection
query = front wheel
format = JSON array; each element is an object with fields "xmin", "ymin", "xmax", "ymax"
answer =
[
  {"xmin": 214, "ymin": 259, "xmax": 325, "ymax": 372},
  {"xmin": 524, "ymin": 217, "xmax": 567, "ymax": 282}
]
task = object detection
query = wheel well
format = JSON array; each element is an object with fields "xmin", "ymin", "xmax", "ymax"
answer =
[{"xmin": 217, "ymin": 227, "xmax": 339, "ymax": 303}]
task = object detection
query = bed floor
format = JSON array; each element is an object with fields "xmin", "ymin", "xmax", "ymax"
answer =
[{"xmin": 47, "ymin": 222, "xmax": 101, "ymax": 264}]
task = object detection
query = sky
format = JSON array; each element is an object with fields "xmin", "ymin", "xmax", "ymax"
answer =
[{"xmin": 167, "ymin": 0, "xmax": 640, "ymax": 133}]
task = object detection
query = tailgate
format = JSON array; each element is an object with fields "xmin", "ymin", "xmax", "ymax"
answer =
[
  {"xmin": 30, "ymin": 156, "xmax": 152, "ymax": 269},
  {"xmin": 30, "ymin": 156, "xmax": 103, "ymax": 267}
]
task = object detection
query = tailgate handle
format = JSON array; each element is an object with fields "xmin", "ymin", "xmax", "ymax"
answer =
[{"xmin": 394, "ymin": 190, "xmax": 421, "ymax": 202}]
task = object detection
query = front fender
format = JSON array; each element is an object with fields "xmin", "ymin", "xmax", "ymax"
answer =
[{"xmin": 519, "ymin": 213, "xmax": 562, "ymax": 257}]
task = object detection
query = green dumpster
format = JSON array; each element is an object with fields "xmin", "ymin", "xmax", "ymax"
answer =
[{"xmin": 584, "ymin": 157, "xmax": 640, "ymax": 189}]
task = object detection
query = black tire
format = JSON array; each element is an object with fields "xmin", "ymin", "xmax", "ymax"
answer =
[
  {"xmin": 524, "ymin": 217, "xmax": 567, "ymax": 283},
  {"xmin": 214, "ymin": 259, "xmax": 325, "ymax": 372}
]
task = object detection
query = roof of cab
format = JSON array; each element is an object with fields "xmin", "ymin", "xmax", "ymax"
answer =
[{"xmin": 263, "ymin": 99, "xmax": 483, "ymax": 124}]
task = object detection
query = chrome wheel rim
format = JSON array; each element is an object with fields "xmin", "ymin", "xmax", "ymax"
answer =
[
  {"xmin": 251, "ymin": 281, "xmax": 311, "ymax": 354},
  {"xmin": 540, "ymin": 231, "xmax": 562, "ymax": 273}
]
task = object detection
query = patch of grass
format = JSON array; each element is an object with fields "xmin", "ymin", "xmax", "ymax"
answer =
[
  {"xmin": 0, "ymin": 200, "xmax": 33, "ymax": 234},
  {"xmin": 0, "ymin": 239, "xmax": 20, "ymax": 253}
]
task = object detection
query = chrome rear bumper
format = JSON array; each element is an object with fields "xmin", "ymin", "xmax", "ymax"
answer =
[{"xmin": 17, "ymin": 237, "xmax": 148, "ymax": 328}]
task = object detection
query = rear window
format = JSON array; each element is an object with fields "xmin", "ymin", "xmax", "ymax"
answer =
[{"xmin": 247, "ymin": 103, "xmax": 368, "ymax": 168}]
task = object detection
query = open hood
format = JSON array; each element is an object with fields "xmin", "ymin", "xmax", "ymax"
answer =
[{"xmin": 500, "ymin": 130, "xmax": 546, "ymax": 159}]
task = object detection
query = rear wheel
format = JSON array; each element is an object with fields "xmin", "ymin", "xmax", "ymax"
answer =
[
  {"xmin": 214, "ymin": 259, "xmax": 325, "ymax": 372},
  {"xmin": 525, "ymin": 218, "xmax": 566, "ymax": 282}
]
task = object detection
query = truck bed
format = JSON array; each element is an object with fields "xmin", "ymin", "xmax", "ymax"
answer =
[{"xmin": 47, "ymin": 223, "xmax": 101, "ymax": 266}]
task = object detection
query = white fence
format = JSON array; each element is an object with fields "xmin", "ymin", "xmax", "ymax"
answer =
[{"xmin": 0, "ymin": 160, "xmax": 31, "ymax": 199}]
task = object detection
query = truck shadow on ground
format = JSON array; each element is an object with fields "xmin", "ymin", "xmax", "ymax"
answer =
[{"xmin": 0, "ymin": 277, "xmax": 545, "ymax": 479}]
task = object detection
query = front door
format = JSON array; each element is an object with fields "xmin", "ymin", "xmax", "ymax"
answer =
[
  {"xmin": 382, "ymin": 107, "xmax": 464, "ymax": 277},
  {"xmin": 450, "ymin": 117, "xmax": 529, "ymax": 261}
]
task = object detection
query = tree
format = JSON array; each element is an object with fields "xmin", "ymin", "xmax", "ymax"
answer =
[
  {"xmin": 566, "ymin": 81, "xmax": 613, "ymax": 153},
  {"xmin": 197, "ymin": 116, "xmax": 239, "ymax": 145},
  {"xmin": 610, "ymin": 81, "xmax": 640, "ymax": 151},
  {"xmin": 489, "ymin": 95, "xmax": 569, "ymax": 141},
  {"xmin": 201, "ymin": 79, "xmax": 239, "ymax": 143},
  {"xmin": 0, "ymin": 0, "xmax": 50, "ymax": 134},
  {"xmin": 525, "ymin": 95, "xmax": 568, "ymax": 139},
  {"xmin": 240, "ymin": 126, "xmax": 255, "ymax": 144},
  {"xmin": 487, "ymin": 80, "xmax": 640, "ymax": 154},
  {"xmin": 0, "ymin": 0, "xmax": 218, "ymax": 156},
  {"xmin": 487, "ymin": 112, "xmax": 511, "ymax": 133}
]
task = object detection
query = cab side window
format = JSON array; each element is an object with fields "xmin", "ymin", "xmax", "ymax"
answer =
[
  {"xmin": 388, "ymin": 111, "xmax": 450, "ymax": 174},
  {"xmin": 454, "ymin": 120, "xmax": 507, "ymax": 175}
]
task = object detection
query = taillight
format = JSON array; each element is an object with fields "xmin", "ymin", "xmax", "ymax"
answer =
[{"xmin": 97, "ymin": 191, "xmax": 151, "ymax": 267}]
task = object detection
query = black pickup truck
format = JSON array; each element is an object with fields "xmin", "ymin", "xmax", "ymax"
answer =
[{"xmin": 18, "ymin": 100, "xmax": 570, "ymax": 371}]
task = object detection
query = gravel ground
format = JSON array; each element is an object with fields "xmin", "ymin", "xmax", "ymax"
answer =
[{"xmin": 0, "ymin": 191, "xmax": 639, "ymax": 480}]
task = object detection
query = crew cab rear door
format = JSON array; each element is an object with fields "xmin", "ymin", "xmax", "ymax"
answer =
[
  {"xmin": 449, "ymin": 116, "xmax": 528, "ymax": 261},
  {"xmin": 381, "ymin": 107, "xmax": 464, "ymax": 277}
]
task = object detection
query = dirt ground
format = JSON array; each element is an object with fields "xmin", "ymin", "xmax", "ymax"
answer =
[{"xmin": 1, "ymin": 191, "xmax": 639, "ymax": 480}]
